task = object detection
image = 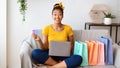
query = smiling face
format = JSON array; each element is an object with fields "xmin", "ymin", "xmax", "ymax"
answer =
[{"xmin": 52, "ymin": 9, "xmax": 63, "ymax": 24}]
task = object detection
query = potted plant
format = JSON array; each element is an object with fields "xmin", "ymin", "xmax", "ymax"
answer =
[
  {"xmin": 103, "ymin": 12, "xmax": 115, "ymax": 25},
  {"xmin": 17, "ymin": 0, "xmax": 27, "ymax": 22}
]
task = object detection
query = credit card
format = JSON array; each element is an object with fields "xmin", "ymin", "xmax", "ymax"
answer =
[{"xmin": 32, "ymin": 30, "xmax": 38, "ymax": 35}]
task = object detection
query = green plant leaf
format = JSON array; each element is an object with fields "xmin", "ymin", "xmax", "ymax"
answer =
[
  {"xmin": 103, "ymin": 12, "xmax": 115, "ymax": 18},
  {"xmin": 17, "ymin": 0, "xmax": 27, "ymax": 21}
]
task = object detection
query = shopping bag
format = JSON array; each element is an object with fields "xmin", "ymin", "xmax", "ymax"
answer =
[
  {"xmin": 85, "ymin": 41, "xmax": 98, "ymax": 65},
  {"xmin": 98, "ymin": 36, "xmax": 113, "ymax": 65},
  {"xmin": 97, "ymin": 41, "xmax": 105, "ymax": 65},
  {"xmin": 74, "ymin": 41, "xmax": 88, "ymax": 66}
]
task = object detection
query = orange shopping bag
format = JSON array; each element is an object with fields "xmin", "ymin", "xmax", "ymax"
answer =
[{"xmin": 85, "ymin": 41, "xmax": 99, "ymax": 65}]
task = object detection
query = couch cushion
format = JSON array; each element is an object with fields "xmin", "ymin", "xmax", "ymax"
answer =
[
  {"xmin": 80, "ymin": 30, "xmax": 110, "ymax": 42},
  {"xmin": 73, "ymin": 30, "xmax": 82, "ymax": 41}
]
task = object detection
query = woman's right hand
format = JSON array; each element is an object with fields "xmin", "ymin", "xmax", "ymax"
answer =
[{"xmin": 32, "ymin": 33, "xmax": 40, "ymax": 41}]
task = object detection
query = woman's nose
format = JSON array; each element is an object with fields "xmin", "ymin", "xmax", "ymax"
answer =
[{"xmin": 56, "ymin": 15, "xmax": 59, "ymax": 18}]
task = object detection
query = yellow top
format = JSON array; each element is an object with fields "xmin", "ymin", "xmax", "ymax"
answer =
[{"xmin": 42, "ymin": 24, "xmax": 73, "ymax": 46}]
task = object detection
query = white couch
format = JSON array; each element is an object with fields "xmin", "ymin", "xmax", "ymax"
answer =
[{"xmin": 20, "ymin": 29, "xmax": 120, "ymax": 68}]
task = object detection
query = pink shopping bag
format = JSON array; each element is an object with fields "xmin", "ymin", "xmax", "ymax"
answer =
[{"xmin": 97, "ymin": 41, "xmax": 105, "ymax": 65}]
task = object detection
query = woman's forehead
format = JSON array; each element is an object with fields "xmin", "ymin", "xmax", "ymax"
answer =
[{"xmin": 53, "ymin": 9, "xmax": 62, "ymax": 13}]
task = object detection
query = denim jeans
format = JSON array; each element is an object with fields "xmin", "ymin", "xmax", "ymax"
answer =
[{"xmin": 32, "ymin": 49, "xmax": 82, "ymax": 68}]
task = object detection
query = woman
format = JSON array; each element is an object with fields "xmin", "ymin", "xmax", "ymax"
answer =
[{"xmin": 32, "ymin": 2, "xmax": 82, "ymax": 68}]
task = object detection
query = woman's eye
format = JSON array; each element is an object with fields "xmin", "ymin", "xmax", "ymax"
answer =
[
  {"xmin": 53, "ymin": 13, "xmax": 62, "ymax": 17},
  {"xmin": 59, "ymin": 14, "xmax": 62, "ymax": 16}
]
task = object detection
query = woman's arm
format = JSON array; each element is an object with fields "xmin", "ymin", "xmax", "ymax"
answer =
[
  {"xmin": 68, "ymin": 35, "xmax": 74, "ymax": 53},
  {"xmin": 32, "ymin": 33, "xmax": 48, "ymax": 50},
  {"xmin": 42, "ymin": 35, "xmax": 49, "ymax": 50}
]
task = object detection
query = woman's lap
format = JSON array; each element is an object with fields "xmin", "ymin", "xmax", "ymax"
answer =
[{"xmin": 32, "ymin": 49, "xmax": 82, "ymax": 68}]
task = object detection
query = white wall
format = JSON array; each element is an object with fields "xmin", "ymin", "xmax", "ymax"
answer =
[
  {"xmin": 0, "ymin": 0, "xmax": 7, "ymax": 68},
  {"xmin": 7, "ymin": 0, "xmax": 119, "ymax": 68}
]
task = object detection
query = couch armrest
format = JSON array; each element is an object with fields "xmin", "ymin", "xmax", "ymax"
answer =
[
  {"xmin": 20, "ymin": 35, "xmax": 42, "ymax": 68},
  {"xmin": 113, "ymin": 44, "xmax": 120, "ymax": 68},
  {"xmin": 20, "ymin": 41, "xmax": 33, "ymax": 68}
]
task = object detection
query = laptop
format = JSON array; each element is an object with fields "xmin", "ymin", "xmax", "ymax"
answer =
[{"xmin": 49, "ymin": 41, "xmax": 71, "ymax": 57}]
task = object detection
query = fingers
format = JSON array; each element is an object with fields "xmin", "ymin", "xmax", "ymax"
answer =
[
  {"xmin": 32, "ymin": 33, "xmax": 39, "ymax": 41},
  {"xmin": 32, "ymin": 33, "xmax": 36, "ymax": 39}
]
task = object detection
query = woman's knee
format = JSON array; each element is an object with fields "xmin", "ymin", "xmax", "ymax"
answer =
[
  {"xmin": 72, "ymin": 55, "xmax": 82, "ymax": 64},
  {"xmin": 64, "ymin": 55, "xmax": 82, "ymax": 68},
  {"xmin": 32, "ymin": 49, "xmax": 49, "ymax": 64},
  {"xmin": 32, "ymin": 49, "xmax": 42, "ymax": 57}
]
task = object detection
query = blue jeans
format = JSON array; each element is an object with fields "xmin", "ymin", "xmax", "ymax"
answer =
[{"xmin": 32, "ymin": 49, "xmax": 82, "ymax": 68}]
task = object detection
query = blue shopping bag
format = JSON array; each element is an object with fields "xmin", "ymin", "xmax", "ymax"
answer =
[
  {"xmin": 74, "ymin": 41, "xmax": 88, "ymax": 66},
  {"xmin": 98, "ymin": 36, "xmax": 113, "ymax": 65}
]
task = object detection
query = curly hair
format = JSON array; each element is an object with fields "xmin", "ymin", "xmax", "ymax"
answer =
[{"xmin": 52, "ymin": 2, "xmax": 64, "ymax": 15}]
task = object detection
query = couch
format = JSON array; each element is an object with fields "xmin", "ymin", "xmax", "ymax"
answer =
[{"xmin": 20, "ymin": 29, "xmax": 120, "ymax": 68}]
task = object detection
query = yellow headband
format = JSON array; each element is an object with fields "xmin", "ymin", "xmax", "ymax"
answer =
[{"xmin": 55, "ymin": 2, "xmax": 65, "ymax": 10}]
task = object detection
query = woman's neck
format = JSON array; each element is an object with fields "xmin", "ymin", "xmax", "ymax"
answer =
[
  {"xmin": 53, "ymin": 23, "xmax": 62, "ymax": 28},
  {"xmin": 52, "ymin": 23, "xmax": 64, "ymax": 31}
]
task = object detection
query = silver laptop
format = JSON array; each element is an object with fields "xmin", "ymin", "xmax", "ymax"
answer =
[{"xmin": 49, "ymin": 41, "xmax": 71, "ymax": 57}]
